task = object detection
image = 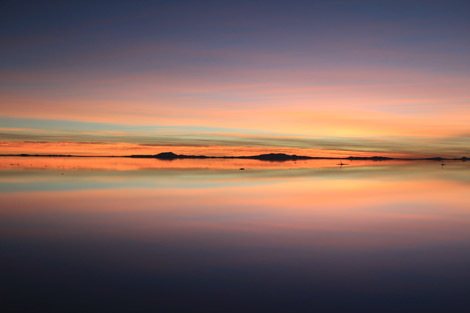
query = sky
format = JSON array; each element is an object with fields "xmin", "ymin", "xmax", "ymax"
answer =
[{"xmin": 1, "ymin": 0, "xmax": 469, "ymax": 157}]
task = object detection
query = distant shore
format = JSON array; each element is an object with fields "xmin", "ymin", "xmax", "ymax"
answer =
[{"xmin": 1, "ymin": 152, "xmax": 468, "ymax": 162}]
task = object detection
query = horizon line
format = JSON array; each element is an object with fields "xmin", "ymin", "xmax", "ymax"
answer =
[{"xmin": 1, "ymin": 152, "xmax": 468, "ymax": 162}]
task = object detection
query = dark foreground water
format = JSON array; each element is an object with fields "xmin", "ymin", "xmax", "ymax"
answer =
[{"xmin": 1, "ymin": 157, "xmax": 470, "ymax": 312}]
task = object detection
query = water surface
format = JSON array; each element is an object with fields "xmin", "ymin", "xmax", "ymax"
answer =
[{"xmin": 1, "ymin": 157, "xmax": 469, "ymax": 312}]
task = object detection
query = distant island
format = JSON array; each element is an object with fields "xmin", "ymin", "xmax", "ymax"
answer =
[
  {"xmin": 129, "ymin": 152, "xmax": 316, "ymax": 161},
  {"xmin": 1, "ymin": 152, "xmax": 468, "ymax": 162}
]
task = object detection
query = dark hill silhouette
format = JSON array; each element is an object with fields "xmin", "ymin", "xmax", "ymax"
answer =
[
  {"xmin": 154, "ymin": 152, "xmax": 178, "ymax": 159},
  {"xmin": 131, "ymin": 152, "xmax": 210, "ymax": 159}
]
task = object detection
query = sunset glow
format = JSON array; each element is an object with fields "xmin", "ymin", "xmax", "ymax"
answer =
[
  {"xmin": 2, "ymin": 2, "xmax": 470, "ymax": 312},
  {"xmin": 1, "ymin": 1, "xmax": 469, "ymax": 157}
]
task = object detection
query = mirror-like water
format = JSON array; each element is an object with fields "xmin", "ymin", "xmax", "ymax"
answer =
[{"xmin": 1, "ymin": 157, "xmax": 469, "ymax": 312}]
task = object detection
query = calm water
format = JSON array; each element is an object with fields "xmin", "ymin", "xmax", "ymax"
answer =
[{"xmin": 1, "ymin": 157, "xmax": 470, "ymax": 312}]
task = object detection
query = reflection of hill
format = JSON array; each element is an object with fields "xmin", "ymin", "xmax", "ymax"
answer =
[{"xmin": 347, "ymin": 156, "xmax": 393, "ymax": 160}]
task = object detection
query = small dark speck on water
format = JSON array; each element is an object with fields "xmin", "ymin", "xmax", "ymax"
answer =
[{"xmin": 240, "ymin": 168, "xmax": 245, "ymax": 171}]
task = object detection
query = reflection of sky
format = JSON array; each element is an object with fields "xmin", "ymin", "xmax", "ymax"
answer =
[
  {"xmin": 1, "ymin": 159, "xmax": 470, "ymax": 311},
  {"xmin": 1, "ymin": 157, "xmax": 470, "ymax": 192}
]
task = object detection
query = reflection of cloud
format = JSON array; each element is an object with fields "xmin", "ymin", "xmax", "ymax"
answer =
[{"xmin": 1, "ymin": 157, "xmax": 470, "ymax": 194}]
